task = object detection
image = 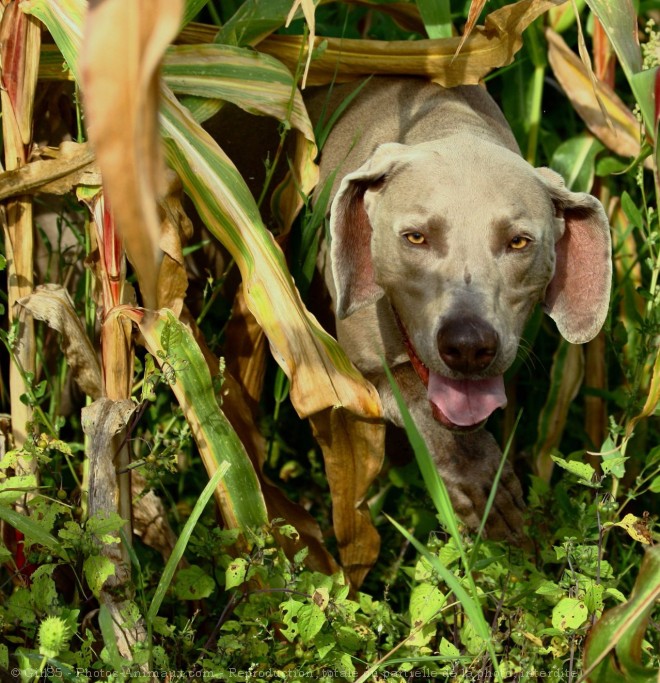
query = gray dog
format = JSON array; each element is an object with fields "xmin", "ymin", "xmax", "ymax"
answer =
[{"xmin": 310, "ymin": 78, "xmax": 612, "ymax": 538}]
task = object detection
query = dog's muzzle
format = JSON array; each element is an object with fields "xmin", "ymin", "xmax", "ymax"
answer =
[{"xmin": 394, "ymin": 309, "xmax": 507, "ymax": 429}]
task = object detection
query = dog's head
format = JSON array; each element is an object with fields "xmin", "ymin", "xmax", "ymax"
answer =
[{"xmin": 329, "ymin": 136, "xmax": 612, "ymax": 429}]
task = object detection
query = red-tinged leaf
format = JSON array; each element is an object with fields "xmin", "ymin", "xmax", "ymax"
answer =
[{"xmin": 455, "ymin": 0, "xmax": 488, "ymax": 57}]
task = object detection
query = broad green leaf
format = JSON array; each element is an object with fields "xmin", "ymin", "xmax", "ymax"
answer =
[
  {"xmin": 174, "ymin": 565, "xmax": 216, "ymax": 600},
  {"xmin": 551, "ymin": 134, "xmax": 604, "ymax": 192},
  {"xmin": 127, "ymin": 309, "xmax": 268, "ymax": 531},
  {"xmin": 215, "ymin": 0, "xmax": 313, "ymax": 47},
  {"xmin": 439, "ymin": 637, "xmax": 461, "ymax": 658},
  {"xmin": 0, "ymin": 505, "xmax": 69, "ymax": 561},
  {"xmin": 629, "ymin": 67, "xmax": 657, "ymax": 135},
  {"xmin": 408, "ymin": 583, "xmax": 446, "ymax": 646},
  {"xmin": 587, "ymin": 0, "xmax": 653, "ymax": 98},
  {"xmin": 297, "ymin": 603, "xmax": 326, "ymax": 644},
  {"xmin": 536, "ymin": 580, "xmax": 564, "ymax": 603},
  {"xmin": 279, "ymin": 599, "xmax": 303, "ymax": 642},
  {"xmin": 550, "ymin": 455, "xmax": 598, "ymax": 486},
  {"xmin": 83, "ymin": 555, "xmax": 115, "ymax": 598},
  {"xmin": 225, "ymin": 557, "xmax": 250, "ymax": 590},
  {"xmin": 410, "ymin": 583, "xmax": 446, "ymax": 625},
  {"xmin": 0, "ymin": 475, "xmax": 37, "ymax": 504},
  {"xmin": 583, "ymin": 546, "xmax": 660, "ymax": 682},
  {"xmin": 552, "ymin": 597, "xmax": 589, "ymax": 632},
  {"xmin": 416, "ymin": 0, "xmax": 452, "ymax": 39},
  {"xmin": 162, "ymin": 43, "xmax": 313, "ymax": 139}
]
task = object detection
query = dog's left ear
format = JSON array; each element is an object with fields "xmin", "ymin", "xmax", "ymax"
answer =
[{"xmin": 536, "ymin": 167, "xmax": 612, "ymax": 344}]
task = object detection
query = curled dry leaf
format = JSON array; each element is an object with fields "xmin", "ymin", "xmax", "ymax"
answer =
[
  {"xmin": 81, "ymin": 0, "xmax": 183, "ymax": 309},
  {"xmin": 157, "ymin": 170, "xmax": 192, "ymax": 316},
  {"xmin": 132, "ymin": 472, "xmax": 178, "ymax": 560},
  {"xmin": 259, "ymin": 0, "xmax": 562, "ymax": 87},
  {"xmin": 18, "ymin": 284, "xmax": 102, "ymax": 400},
  {"xmin": 546, "ymin": 28, "xmax": 646, "ymax": 163},
  {"xmin": 0, "ymin": 141, "xmax": 98, "ymax": 200}
]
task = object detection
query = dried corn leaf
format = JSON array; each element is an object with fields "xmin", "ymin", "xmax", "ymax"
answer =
[
  {"xmin": 0, "ymin": 2, "xmax": 40, "ymax": 145},
  {"xmin": 1, "ymin": 2, "xmax": 41, "ymax": 460},
  {"xmin": 546, "ymin": 28, "xmax": 644, "ymax": 161},
  {"xmin": 81, "ymin": 0, "xmax": 183, "ymax": 309},
  {"xmin": 259, "ymin": 0, "xmax": 562, "ymax": 87},
  {"xmin": 0, "ymin": 141, "xmax": 98, "ymax": 200},
  {"xmin": 18, "ymin": 284, "xmax": 102, "ymax": 399},
  {"xmin": 157, "ymin": 171, "xmax": 192, "ymax": 315},
  {"xmin": 132, "ymin": 474, "xmax": 178, "ymax": 561}
]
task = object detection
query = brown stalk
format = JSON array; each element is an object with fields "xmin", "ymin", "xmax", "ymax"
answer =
[{"xmin": 0, "ymin": 2, "xmax": 41, "ymax": 469}]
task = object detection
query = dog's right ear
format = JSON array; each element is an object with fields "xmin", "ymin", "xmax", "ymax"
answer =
[{"xmin": 330, "ymin": 143, "xmax": 405, "ymax": 319}]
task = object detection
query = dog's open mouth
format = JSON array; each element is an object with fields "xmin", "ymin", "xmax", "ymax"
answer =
[{"xmin": 395, "ymin": 314, "xmax": 508, "ymax": 429}]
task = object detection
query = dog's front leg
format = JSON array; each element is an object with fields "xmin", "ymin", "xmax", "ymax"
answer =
[{"xmin": 371, "ymin": 364, "xmax": 525, "ymax": 541}]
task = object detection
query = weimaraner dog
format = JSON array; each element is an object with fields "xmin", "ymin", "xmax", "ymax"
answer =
[{"xmin": 311, "ymin": 78, "xmax": 612, "ymax": 538}]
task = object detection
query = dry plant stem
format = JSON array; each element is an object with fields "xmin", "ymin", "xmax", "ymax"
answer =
[{"xmin": 0, "ymin": 5, "xmax": 40, "ymax": 470}]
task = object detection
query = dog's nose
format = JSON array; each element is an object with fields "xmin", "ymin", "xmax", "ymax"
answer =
[{"xmin": 437, "ymin": 315, "xmax": 499, "ymax": 374}]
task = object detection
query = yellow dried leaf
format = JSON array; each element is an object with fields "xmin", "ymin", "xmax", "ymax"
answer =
[
  {"xmin": 611, "ymin": 513, "xmax": 652, "ymax": 545},
  {"xmin": 546, "ymin": 28, "xmax": 644, "ymax": 161},
  {"xmin": 259, "ymin": 0, "xmax": 562, "ymax": 87},
  {"xmin": 0, "ymin": 142, "xmax": 98, "ymax": 200},
  {"xmin": 81, "ymin": 0, "xmax": 183, "ymax": 309}
]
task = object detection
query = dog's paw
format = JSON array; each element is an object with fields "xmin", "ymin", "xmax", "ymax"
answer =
[{"xmin": 432, "ymin": 429, "xmax": 525, "ymax": 542}]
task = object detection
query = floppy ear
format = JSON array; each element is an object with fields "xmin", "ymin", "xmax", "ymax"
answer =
[
  {"xmin": 537, "ymin": 167, "xmax": 612, "ymax": 344},
  {"xmin": 329, "ymin": 143, "xmax": 406, "ymax": 319}
]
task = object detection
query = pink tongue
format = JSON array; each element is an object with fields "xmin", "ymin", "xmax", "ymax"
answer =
[{"xmin": 427, "ymin": 373, "xmax": 507, "ymax": 427}]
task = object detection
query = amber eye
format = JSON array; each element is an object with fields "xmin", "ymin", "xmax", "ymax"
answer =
[
  {"xmin": 405, "ymin": 232, "xmax": 426, "ymax": 245},
  {"xmin": 509, "ymin": 235, "xmax": 530, "ymax": 250}
]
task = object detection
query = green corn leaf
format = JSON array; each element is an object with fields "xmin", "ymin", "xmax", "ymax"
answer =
[
  {"xmin": 551, "ymin": 134, "xmax": 604, "ymax": 193},
  {"xmin": 21, "ymin": 0, "xmax": 85, "ymax": 83},
  {"xmin": 416, "ymin": 0, "xmax": 452, "ymax": 39},
  {"xmin": 127, "ymin": 308, "xmax": 268, "ymax": 531},
  {"xmin": 0, "ymin": 505, "xmax": 69, "ymax": 562},
  {"xmin": 159, "ymin": 84, "xmax": 380, "ymax": 419},
  {"xmin": 215, "ymin": 0, "xmax": 313, "ymax": 47},
  {"xmin": 583, "ymin": 546, "xmax": 660, "ymax": 682},
  {"xmin": 163, "ymin": 43, "xmax": 313, "ymax": 140}
]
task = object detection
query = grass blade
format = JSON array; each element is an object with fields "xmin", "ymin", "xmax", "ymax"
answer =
[{"xmin": 147, "ymin": 463, "xmax": 229, "ymax": 623}]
